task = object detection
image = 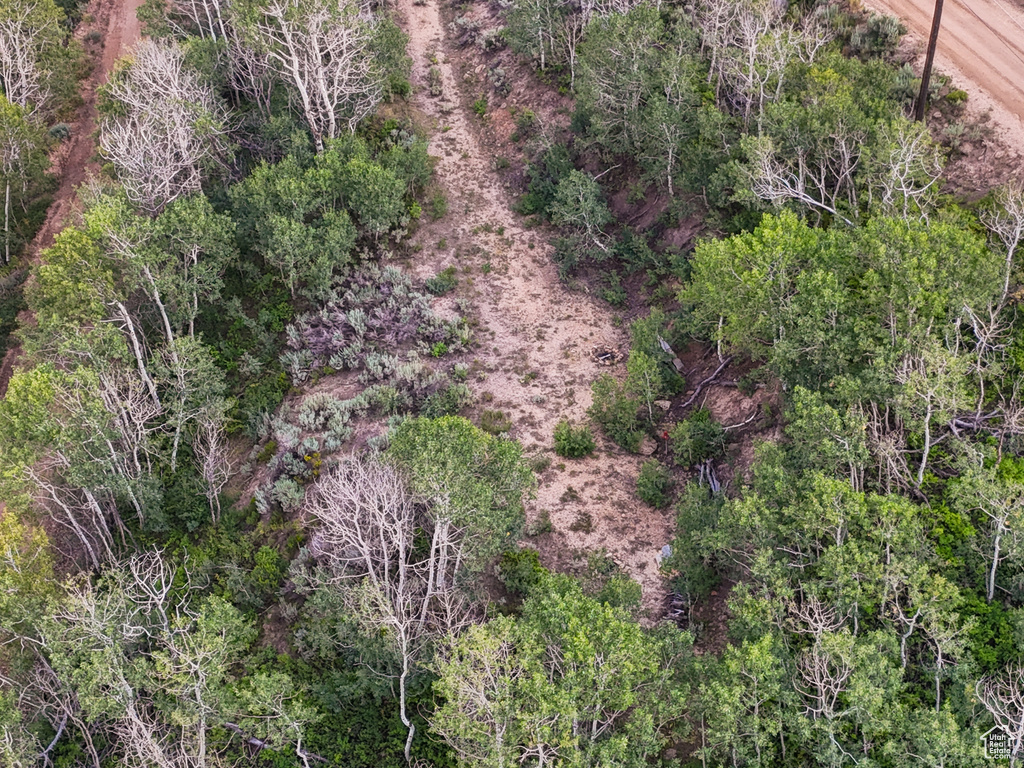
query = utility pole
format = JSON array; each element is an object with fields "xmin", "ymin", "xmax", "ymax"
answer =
[{"xmin": 915, "ymin": 0, "xmax": 945, "ymax": 122}]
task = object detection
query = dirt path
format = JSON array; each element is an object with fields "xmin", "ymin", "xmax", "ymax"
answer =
[
  {"xmin": 397, "ymin": 0, "xmax": 673, "ymax": 614},
  {"xmin": 0, "ymin": 0, "xmax": 144, "ymax": 395},
  {"xmin": 35, "ymin": 0, "xmax": 144, "ymax": 252},
  {"xmin": 864, "ymin": 0, "xmax": 1024, "ymax": 151}
]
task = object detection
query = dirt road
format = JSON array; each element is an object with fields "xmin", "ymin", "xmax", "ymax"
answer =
[
  {"xmin": 865, "ymin": 0, "xmax": 1024, "ymax": 133},
  {"xmin": 35, "ymin": 0, "xmax": 145, "ymax": 253},
  {"xmin": 397, "ymin": 0, "xmax": 674, "ymax": 614}
]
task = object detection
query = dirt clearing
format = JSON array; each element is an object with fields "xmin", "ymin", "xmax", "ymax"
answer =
[{"xmin": 394, "ymin": 0, "xmax": 673, "ymax": 615}]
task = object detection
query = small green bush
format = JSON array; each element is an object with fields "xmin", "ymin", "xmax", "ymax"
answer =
[
  {"xmin": 251, "ymin": 545, "xmax": 286, "ymax": 593},
  {"xmin": 588, "ymin": 375, "xmax": 643, "ymax": 452},
  {"xmin": 425, "ymin": 266, "xmax": 457, "ymax": 295},
  {"xmin": 420, "ymin": 383, "xmax": 472, "ymax": 417},
  {"xmin": 595, "ymin": 574, "xmax": 642, "ymax": 611},
  {"xmin": 514, "ymin": 108, "xmax": 537, "ymax": 136},
  {"xmin": 670, "ymin": 408, "xmax": 726, "ymax": 467},
  {"xmin": 569, "ymin": 511, "xmax": 593, "ymax": 533},
  {"xmin": 48, "ymin": 123, "xmax": 71, "ymax": 141},
  {"xmin": 636, "ymin": 459, "xmax": 673, "ymax": 508},
  {"xmin": 430, "ymin": 191, "xmax": 449, "ymax": 219},
  {"xmin": 480, "ymin": 409, "xmax": 513, "ymax": 435},
  {"xmin": 496, "ymin": 548, "xmax": 546, "ymax": 595},
  {"xmin": 946, "ymin": 88, "xmax": 968, "ymax": 104},
  {"xmin": 473, "ymin": 95, "xmax": 488, "ymax": 117},
  {"xmin": 516, "ymin": 143, "xmax": 573, "ymax": 216},
  {"xmin": 849, "ymin": 13, "xmax": 907, "ymax": 60},
  {"xmin": 256, "ymin": 439, "xmax": 278, "ymax": 463},
  {"xmin": 427, "ymin": 66, "xmax": 443, "ymax": 96},
  {"xmin": 529, "ymin": 454, "xmax": 551, "ymax": 473},
  {"xmin": 526, "ymin": 509, "xmax": 553, "ymax": 535},
  {"xmin": 601, "ymin": 272, "xmax": 628, "ymax": 307},
  {"xmin": 553, "ymin": 419, "xmax": 596, "ymax": 458}
]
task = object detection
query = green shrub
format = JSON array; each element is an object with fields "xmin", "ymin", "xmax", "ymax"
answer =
[
  {"xmin": 670, "ymin": 408, "xmax": 726, "ymax": 467},
  {"xmin": 616, "ymin": 227, "xmax": 661, "ymax": 273},
  {"xmin": 427, "ymin": 66, "xmax": 443, "ymax": 96},
  {"xmin": 256, "ymin": 439, "xmax": 278, "ymax": 463},
  {"xmin": 425, "ymin": 266, "xmax": 457, "ymax": 295},
  {"xmin": 601, "ymin": 271, "xmax": 627, "ymax": 307},
  {"xmin": 595, "ymin": 574, "xmax": 642, "ymax": 611},
  {"xmin": 666, "ymin": 483, "xmax": 723, "ymax": 607},
  {"xmin": 480, "ymin": 409, "xmax": 513, "ymax": 435},
  {"xmin": 526, "ymin": 509, "xmax": 553, "ymax": 535},
  {"xmin": 430, "ymin": 191, "xmax": 449, "ymax": 219},
  {"xmin": 553, "ymin": 419, "xmax": 596, "ymax": 458},
  {"xmin": 514, "ymin": 108, "xmax": 537, "ymax": 136},
  {"xmin": 473, "ymin": 95, "xmax": 488, "ymax": 117},
  {"xmin": 372, "ymin": 384, "xmax": 413, "ymax": 415},
  {"xmin": 636, "ymin": 460, "xmax": 673, "ymax": 508},
  {"xmin": 516, "ymin": 143, "xmax": 573, "ymax": 216},
  {"xmin": 420, "ymin": 383, "xmax": 472, "ymax": 417},
  {"xmin": 587, "ymin": 375, "xmax": 643, "ymax": 452},
  {"xmin": 0, "ymin": 270, "xmax": 27, "ymax": 357},
  {"xmin": 946, "ymin": 88, "xmax": 968, "ymax": 104},
  {"xmin": 251, "ymin": 545, "xmax": 286, "ymax": 593},
  {"xmin": 529, "ymin": 454, "xmax": 551, "ymax": 473},
  {"xmin": 48, "ymin": 123, "xmax": 71, "ymax": 141},
  {"xmin": 569, "ymin": 511, "xmax": 593, "ymax": 533},
  {"xmin": 496, "ymin": 548, "xmax": 546, "ymax": 596},
  {"xmin": 849, "ymin": 13, "xmax": 906, "ymax": 60}
]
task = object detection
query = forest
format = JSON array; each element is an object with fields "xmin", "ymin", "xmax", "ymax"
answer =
[{"xmin": 2, "ymin": 0, "xmax": 1024, "ymax": 764}]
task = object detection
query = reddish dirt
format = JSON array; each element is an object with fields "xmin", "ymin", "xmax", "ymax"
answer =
[{"xmin": 0, "ymin": 0, "xmax": 145, "ymax": 397}]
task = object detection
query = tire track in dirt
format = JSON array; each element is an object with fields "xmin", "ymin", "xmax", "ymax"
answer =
[
  {"xmin": 396, "ymin": 0, "xmax": 673, "ymax": 615},
  {"xmin": 0, "ymin": 0, "xmax": 144, "ymax": 395},
  {"xmin": 864, "ymin": 0, "xmax": 1024, "ymax": 152}
]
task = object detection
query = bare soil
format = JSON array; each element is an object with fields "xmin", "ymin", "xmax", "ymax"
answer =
[{"xmin": 392, "ymin": 0, "xmax": 681, "ymax": 616}]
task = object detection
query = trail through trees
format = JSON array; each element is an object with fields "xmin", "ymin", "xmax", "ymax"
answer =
[
  {"xmin": 398, "ymin": 0, "xmax": 673, "ymax": 613},
  {"xmin": 0, "ymin": 0, "xmax": 145, "ymax": 394}
]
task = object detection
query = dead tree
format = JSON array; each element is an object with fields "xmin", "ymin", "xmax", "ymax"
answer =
[
  {"xmin": 795, "ymin": 636, "xmax": 857, "ymax": 763},
  {"xmin": 951, "ymin": 451, "xmax": 1024, "ymax": 603},
  {"xmin": 0, "ymin": 0, "xmax": 56, "ymax": 112},
  {"xmin": 867, "ymin": 119, "xmax": 944, "ymax": 221},
  {"xmin": 100, "ymin": 40, "xmax": 228, "ymax": 213},
  {"xmin": 194, "ymin": 414, "xmax": 232, "ymax": 524},
  {"xmin": 983, "ymin": 182, "xmax": 1024, "ymax": 303},
  {"xmin": 1, "ymin": 97, "xmax": 39, "ymax": 264},
  {"xmin": 743, "ymin": 134, "xmax": 858, "ymax": 226},
  {"xmin": 253, "ymin": 0, "xmax": 383, "ymax": 152},
  {"xmin": 305, "ymin": 457, "xmax": 472, "ymax": 762},
  {"xmin": 978, "ymin": 665, "xmax": 1024, "ymax": 766},
  {"xmin": 579, "ymin": 0, "xmax": 643, "ymax": 25}
]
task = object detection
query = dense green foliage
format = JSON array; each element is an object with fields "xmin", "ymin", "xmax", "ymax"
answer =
[
  {"xmin": 433, "ymin": 571, "xmax": 692, "ymax": 767},
  {"xmin": 4, "ymin": 0, "xmax": 1024, "ymax": 764},
  {"xmin": 496, "ymin": 0, "xmax": 1024, "ymax": 762}
]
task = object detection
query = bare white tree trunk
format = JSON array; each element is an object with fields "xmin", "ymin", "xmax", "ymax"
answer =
[
  {"xmin": 0, "ymin": 0, "xmax": 55, "ymax": 112},
  {"xmin": 100, "ymin": 40, "xmax": 228, "ymax": 213},
  {"xmin": 255, "ymin": 0, "xmax": 384, "ymax": 150},
  {"xmin": 978, "ymin": 665, "xmax": 1024, "ymax": 767},
  {"xmin": 305, "ymin": 457, "xmax": 473, "ymax": 761}
]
